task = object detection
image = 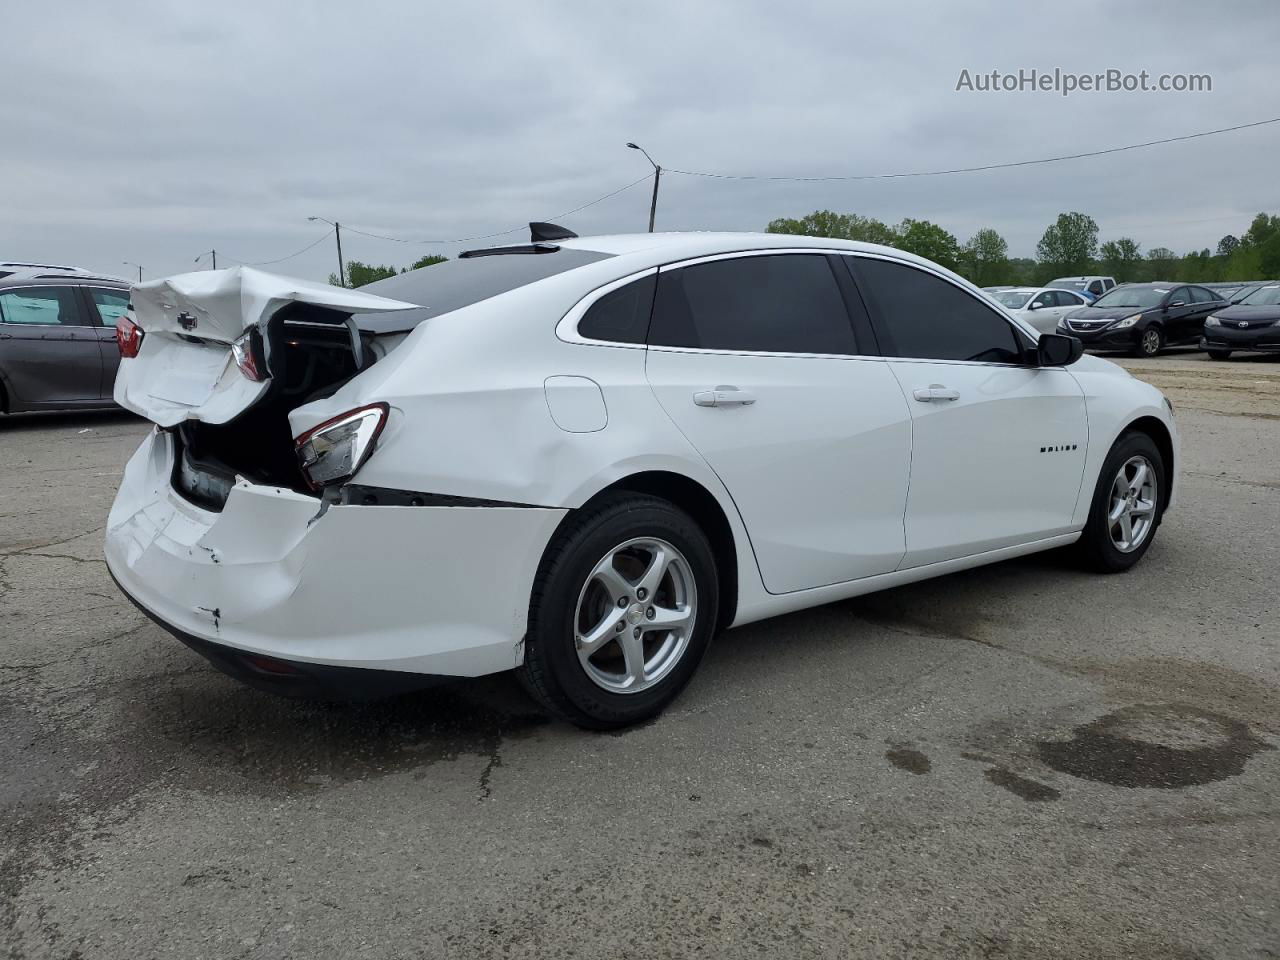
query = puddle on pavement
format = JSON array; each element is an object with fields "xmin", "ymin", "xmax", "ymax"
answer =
[{"xmin": 1035, "ymin": 703, "xmax": 1273, "ymax": 789}]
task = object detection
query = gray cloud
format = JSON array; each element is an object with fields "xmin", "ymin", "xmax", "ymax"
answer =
[{"xmin": 2, "ymin": 0, "xmax": 1278, "ymax": 280}]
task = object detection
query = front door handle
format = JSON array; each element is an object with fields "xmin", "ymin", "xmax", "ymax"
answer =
[
  {"xmin": 913, "ymin": 384, "xmax": 960, "ymax": 402},
  {"xmin": 693, "ymin": 385, "xmax": 757, "ymax": 408}
]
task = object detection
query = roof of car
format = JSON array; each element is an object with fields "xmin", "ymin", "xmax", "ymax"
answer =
[
  {"xmin": 549, "ymin": 231, "xmax": 979, "ymax": 281},
  {"xmin": 0, "ymin": 271, "xmax": 129, "ymax": 289}
]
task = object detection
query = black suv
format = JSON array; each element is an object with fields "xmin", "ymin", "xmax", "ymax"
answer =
[{"xmin": 1057, "ymin": 282, "xmax": 1228, "ymax": 357}]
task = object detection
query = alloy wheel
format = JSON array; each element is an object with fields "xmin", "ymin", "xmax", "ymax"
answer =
[
  {"xmin": 1108, "ymin": 455, "xmax": 1158, "ymax": 553},
  {"xmin": 1141, "ymin": 328, "xmax": 1161, "ymax": 356},
  {"xmin": 573, "ymin": 537, "xmax": 697, "ymax": 694}
]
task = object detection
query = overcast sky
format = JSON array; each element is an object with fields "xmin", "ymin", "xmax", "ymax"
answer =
[{"xmin": 3, "ymin": 0, "xmax": 1278, "ymax": 282}]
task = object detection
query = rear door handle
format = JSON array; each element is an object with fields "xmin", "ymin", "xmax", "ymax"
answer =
[
  {"xmin": 912, "ymin": 384, "xmax": 960, "ymax": 402},
  {"xmin": 693, "ymin": 385, "xmax": 757, "ymax": 408}
]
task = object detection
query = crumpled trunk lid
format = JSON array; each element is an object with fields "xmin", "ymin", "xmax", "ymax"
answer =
[{"xmin": 115, "ymin": 266, "xmax": 418, "ymax": 427}]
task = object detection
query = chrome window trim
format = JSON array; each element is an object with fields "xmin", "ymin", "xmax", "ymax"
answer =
[
  {"xmin": 557, "ymin": 246, "xmax": 1040, "ymax": 367},
  {"xmin": 555, "ymin": 267, "xmax": 658, "ymax": 349}
]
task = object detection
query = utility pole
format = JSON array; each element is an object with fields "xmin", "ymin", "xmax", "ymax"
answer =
[
  {"xmin": 626, "ymin": 142, "xmax": 662, "ymax": 232},
  {"xmin": 335, "ymin": 222, "xmax": 345, "ymax": 287},
  {"xmin": 196, "ymin": 250, "xmax": 218, "ymax": 270},
  {"xmin": 308, "ymin": 217, "xmax": 345, "ymax": 286},
  {"xmin": 123, "ymin": 261, "xmax": 143, "ymax": 282}
]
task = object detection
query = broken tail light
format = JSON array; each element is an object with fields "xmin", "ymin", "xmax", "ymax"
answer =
[
  {"xmin": 231, "ymin": 328, "xmax": 267, "ymax": 382},
  {"xmin": 294, "ymin": 403, "xmax": 389, "ymax": 491},
  {"xmin": 116, "ymin": 316, "xmax": 144, "ymax": 358}
]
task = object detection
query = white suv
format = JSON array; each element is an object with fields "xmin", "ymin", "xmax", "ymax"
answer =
[{"xmin": 106, "ymin": 229, "xmax": 1177, "ymax": 728}]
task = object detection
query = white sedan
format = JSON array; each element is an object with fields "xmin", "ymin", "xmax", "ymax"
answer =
[
  {"xmin": 988, "ymin": 285, "xmax": 1093, "ymax": 334},
  {"xmin": 106, "ymin": 229, "xmax": 1177, "ymax": 729}
]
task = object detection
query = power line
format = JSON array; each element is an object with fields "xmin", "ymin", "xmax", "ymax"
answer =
[
  {"xmin": 664, "ymin": 116, "xmax": 1280, "ymax": 182},
  {"xmin": 219, "ymin": 228, "xmax": 336, "ymax": 268},
  {"xmin": 338, "ymin": 173, "xmax": 654, "ymax": 244}
]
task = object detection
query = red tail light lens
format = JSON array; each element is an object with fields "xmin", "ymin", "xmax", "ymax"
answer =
[
  {"xmin": 231, "ymin": 329, "xmax": 267, "ymax": 382},
  {"xmin": 116, "ymin": 316, "xmax": 144, "ymax": 358}
]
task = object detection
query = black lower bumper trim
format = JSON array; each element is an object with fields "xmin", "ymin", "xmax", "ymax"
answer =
[{"xmin": 109, "ymin": 568, "xmax": 447, "ymax": 700}]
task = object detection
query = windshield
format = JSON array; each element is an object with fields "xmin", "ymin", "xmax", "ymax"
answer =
[
  {"xmin": 992, "ymin": 290, "xmax": 1030, "ymax": 308},
  {"xmin": 1241, "ymin": 284, "xmax": 1280, "ymax": 306},
  {"xmin": 1048, "ymin": 280, "xmax": 1087, "ymax": 292},
  {"xmin": 1090, "ymin": 286, "xmax": 1168, "ymax": 309}
]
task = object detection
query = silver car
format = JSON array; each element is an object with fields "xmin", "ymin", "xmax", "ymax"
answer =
[{"xmin": 0, "ymin": 265, "xmax": 128, "ymax": 413}]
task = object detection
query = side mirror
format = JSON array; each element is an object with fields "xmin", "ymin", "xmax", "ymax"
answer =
[
  {"xmin": 1037, "ymin": 333, "xmax": 1084, "ymax": 366},
  {"xmin": 1027, "ymin": 301, "xmax": 1043, "ymax": 311}
]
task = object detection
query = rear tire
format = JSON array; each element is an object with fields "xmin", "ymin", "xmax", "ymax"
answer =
[
  {"xmin": 1133, "ymin": 326, "xmax": 1164, "ymax": 358},
  {"xmin": 1076, "ymin": 431, "xmax": 1165, "ymax": 573},
  {"xmin": 518, "ymin": 493, "xmax": 719, "ymax": 730},
  {"xmin": 1207, "ymin": 349, "xmax": 1231, "ymax": 361}
]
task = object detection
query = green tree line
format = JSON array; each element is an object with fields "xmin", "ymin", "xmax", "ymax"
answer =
[
  {"xmin": 765, "ymin": 210, "xmax": 1280, "ymax": 287},
  {"xmin": 330, "ymin": 254, "xmax": 448, "ymax": 288}
]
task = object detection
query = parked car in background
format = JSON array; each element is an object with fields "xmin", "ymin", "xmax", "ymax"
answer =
[
  {"xmin": 1049, "ymin": 276, "xmax": 1116, "ymax": 301},
  {"xmin": 1059, "ymin": 282, "xmax": 1228, "ymax": 357},
  {"xmin": 1200, "ymin": 282, "xmax": 1280, "ymax": 359},
  {"xmin": 0, "ymin": 266, "xmax": 129, "ymax": 413},
  {"xmin": 106, "ymin": 229, "xmax": 1177, "ymax": 729},
  {"xmin": 987, "ymin": 286, "xmax": 1092, "ymax": 334}
]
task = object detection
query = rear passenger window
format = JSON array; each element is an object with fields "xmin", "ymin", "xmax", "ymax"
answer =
[
  {"xmin": 852, "ymin": 258, "xmax": 1024, "ymax": 364},
  {"xmin": 88, "ymin": 288, "xmax": 130, "ymax": 326},
  {"xmin": 578, "ymin": 273, "xmax": 655, "ymax": 344},
  {"xmin": 649, "ymin": 254, "xmax": 857, "ymax": 354}
]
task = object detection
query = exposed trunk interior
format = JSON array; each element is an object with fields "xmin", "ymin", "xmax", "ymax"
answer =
[{"xmin": 171, "ymin": 303, "xmax": 385, "ymax": 510}]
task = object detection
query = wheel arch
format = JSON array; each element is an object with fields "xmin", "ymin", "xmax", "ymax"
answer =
[
  {"xmin": 1121, "ymin": 415, "xmax": 1175, "ymax": 510},
  {"xmin": 557, "ymin": 470, "xmax": 740, "ymax": 634}
]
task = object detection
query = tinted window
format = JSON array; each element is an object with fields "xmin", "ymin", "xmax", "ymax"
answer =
[
  {"xmin": 1087, "ymin": 280, "xmax": 1104, "ymax": 296},
  {"xmin": 578, "ymin": 273, "xmax": 655, "ymax": 343},
  {"xmin": 852, "ymin": 258, "xmax": 1023, "ymax": 363},
  {"xmin": 88, "ymin": 288, "xmax": 130, "ymax": 326},
  {"xmin": 1030, "ymin": 291, "xmax": 1053, "ymax": 308},
  {"xmin": 0, "ymin": 287, "xmax": 82, "ymax": 326},
  {"xmin": 1189, "ymin": 286, "xmax": 1217, "ymax": 304},
  {"xmin": 348, "ymin": 248, "xmax": 614, "ymax": 333},
  {"xmin": 649, "ymin": 254, "xmax": 857, "ymax": 354},
  {"xmin": 1169, "ymin": 287, "xmax": 1190, "ymax": 305}
]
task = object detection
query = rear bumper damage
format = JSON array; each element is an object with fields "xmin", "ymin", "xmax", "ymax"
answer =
[{"xmin": 105, "ymin": 430, "xmax": 566, "ymax": 688}]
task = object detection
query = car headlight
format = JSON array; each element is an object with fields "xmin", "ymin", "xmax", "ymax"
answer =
[
  {"xmin": 1113, "ymin": 313, "xmax": 1143, "ymax": 329},
  {"xmin": 1205, "ymin": 315, "xmax": 1222, "ymax": 327},
  {"xmin": 295, "ymin": 403, "xmax": 389, "ymax": 490}
]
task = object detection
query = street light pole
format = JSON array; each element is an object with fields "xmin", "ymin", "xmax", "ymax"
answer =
[
  {"xmin": 195, "ymin": 250, "xmax": 218, "ymax": 270},
  {"xmin": 626, "ymin": 142, "xmax": 661, "ymax": 233},
  {"xmin": 308, "ymin": 217, "xmax": 345, "ymax": 286},
  {"xmin": 123, "ymin": 261, "xmax": 143, "ymax": 282}
]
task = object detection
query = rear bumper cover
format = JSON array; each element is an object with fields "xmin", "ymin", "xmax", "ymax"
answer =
[{"xmin": 105, "ymin": 429, "xmax": 566, "ymax": 683}]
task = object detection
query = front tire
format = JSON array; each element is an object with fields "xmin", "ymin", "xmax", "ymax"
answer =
[
  {"xmin": 1133, "ymin": 326, "xmax": 1164, "ymax": 358},
  {"xmin": 1076, "ymin": 431, "xmax": 1165, "ymax": 573},
  {"xmin": 518, "ymin": 493, "xmax": 719, "ymax": 730}
]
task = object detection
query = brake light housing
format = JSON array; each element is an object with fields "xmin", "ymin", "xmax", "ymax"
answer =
[
  {"xmin": 231, "ymin": 328, "xmax": 268, "ymax": 382},
  {"xmin": 116, "ymin": 316, "xmax": 144, "ymax": 358},
  {"xmin": 294, "ymin": 403, "xmax": 389, "ymax": 491}
]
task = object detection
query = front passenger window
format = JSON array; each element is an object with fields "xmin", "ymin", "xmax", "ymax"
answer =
[{"xmin": 851, "ymin": 258, "xmax": 1024, "ymax": 364}]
